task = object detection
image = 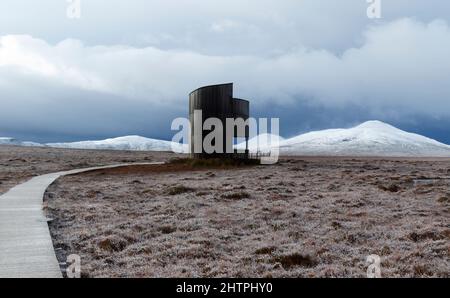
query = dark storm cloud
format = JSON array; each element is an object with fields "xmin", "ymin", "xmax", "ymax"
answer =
[{"xmin": 0, "ymin": 70, "xmax": 187, "ymax": 143}]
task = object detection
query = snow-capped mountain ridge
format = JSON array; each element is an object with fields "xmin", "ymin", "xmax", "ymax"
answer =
[
  {"xmin": 47, "ymin": 135, "xmax": 188, "ymax": 153},
  {"xmin": 278, "ymin": 120, "xmax": 450, "ymax": 157},
  {"xmin": 1, "ymin": 121, "xmax": 449, "ymax": 156},
  {"xmin": 284, "ymin": 121, "xmax": 447, "ymax": 146},
  {"xmin": 0, "ymin": 137, "xmax": 41, "ymax": 147}
]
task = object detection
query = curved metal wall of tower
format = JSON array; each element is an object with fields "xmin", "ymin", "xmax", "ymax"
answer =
[{"xmin": 189, "ymin": 83, "xmax": 249, "ymax": 158}]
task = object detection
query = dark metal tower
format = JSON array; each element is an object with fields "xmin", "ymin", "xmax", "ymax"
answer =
[{"xmin": 189, "ymin": 83, "xmax": 250, "ymax": 159}]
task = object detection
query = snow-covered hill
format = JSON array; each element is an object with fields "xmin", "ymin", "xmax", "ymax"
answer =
[
  {"xmin": 1, "ymin": 121, "xmax": 449, "ymax": 157},
  {"xmin": 277, "ymin": 121, "xmax": 450, "ymax": 157},
  {"xmin": 236, "ymin": 133, "xmax": 284, "ymax": 153},
  {"xmin": 46, "ymin": 135, "xmax": 188, "ymax": 153},
  {"xmin": 0, "ymin": 137, "xmax": 42, "ymax": 147}
]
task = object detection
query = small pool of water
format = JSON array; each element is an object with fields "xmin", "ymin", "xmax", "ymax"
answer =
[{"xmin": 413, "ymin": 178, "xmax": 450, "ymax": 187}]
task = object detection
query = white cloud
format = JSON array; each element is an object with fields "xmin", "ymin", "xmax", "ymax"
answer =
[
  {"xmin": 210, "ymin": 20, "xmax": 243, "ymax": 33},
  {"xmin": 0, "ymin": 36, "xmax": 109, "ymax": 92},
  {"xmin": 2, "ymin": 0, "xmax": 450, "ymax": 55},
  {"xmin": 1, "ymin": 18, "xmax": 449, "ymax": 113}
]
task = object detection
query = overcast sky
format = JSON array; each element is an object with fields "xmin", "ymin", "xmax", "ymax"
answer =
[{"xmin": 1, "ymin": 0, "xmax": 450, "ymax": 143}]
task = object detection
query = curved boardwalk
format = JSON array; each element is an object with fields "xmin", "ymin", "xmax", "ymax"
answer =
[{"xmin": 0, "ymin": 162, "xmax": 163, "ymax": 278}]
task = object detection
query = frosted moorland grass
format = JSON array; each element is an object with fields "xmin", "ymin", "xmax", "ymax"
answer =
[
  {"xmin": 0, "ymin": 145, "xmax": 175, "ymax": 196},
  {"xmin": 45, "ymin": 157, "xmax": 450, "ymax": 278}
]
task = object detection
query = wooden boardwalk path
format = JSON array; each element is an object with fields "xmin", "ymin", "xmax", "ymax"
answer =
[{"xmin": 0, "ymin": 162, "xmax": 162, "ymax": 278}]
